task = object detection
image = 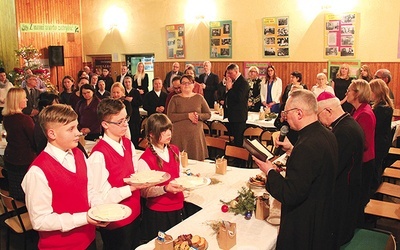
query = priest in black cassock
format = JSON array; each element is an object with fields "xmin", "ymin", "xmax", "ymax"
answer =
[
  {"xmin": 317, "ymin": 91, "xmax": 364, "ymax": 248},
  {"xmin": 253, "ymin": 90, "xmax": 337, "ymax": 250}
]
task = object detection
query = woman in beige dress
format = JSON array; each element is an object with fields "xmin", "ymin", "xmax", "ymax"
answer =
[{"xmin": 167, "ymin": 74, "xmax": 211, "ymax": 161}]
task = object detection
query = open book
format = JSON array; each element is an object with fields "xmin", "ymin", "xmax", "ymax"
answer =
[{"xmin": 243, "ymin": 138, "xmax": 274, "ymax": 162}]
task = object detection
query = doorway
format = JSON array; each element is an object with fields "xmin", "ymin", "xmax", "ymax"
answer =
[{"xmin": 125, "ymin": 54, "xmax": 155, "ymax": 91}]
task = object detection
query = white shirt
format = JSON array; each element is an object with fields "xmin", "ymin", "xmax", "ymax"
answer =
[
  {"xmin": 155, "ymin": 90, "xmax": 161, "ymax": 97},
  {"xmin": 137, "ymin": 144, "xmax": 182, "ymax": 198},
  {"xmin": 88, "ymin": 134, "xmax": 138, "ymax": 204},
  {"xmin": 21, "ymin": 143, "xmax": 103, "ymax": 232}
]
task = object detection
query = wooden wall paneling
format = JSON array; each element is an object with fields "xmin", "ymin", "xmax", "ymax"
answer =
[
  {"xmin": 0, "ymin": 0, "xmax": 18, "ymax": 72},
  {"xmin": 15, "ymin": 0, "xmax": 83, "ymax": 89}
]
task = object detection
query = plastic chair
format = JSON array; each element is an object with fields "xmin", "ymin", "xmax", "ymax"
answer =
[
  {"xmin": 0, "ymin": 190, "xmax": 33, "ymax": 250},
  {"xmin": 211, "ymin": 121, "xmax": 232, "ymax": 142},
  {"xmin": 364, "ymin": 199, "xmax": 400, "ymax": 221},
  {"xmin": 243, "ymin": 126, "xmax": 264, "ymax": 140},
  {"xmin": 375, "ymin": 182, "xmax": 400, "ymax": 199},
  {"xmin": 270, "ymin": 131, "xmax": 280, "ymax": 152},
  {"xmin": 225, "ymin": 145, "xmax": 250, "ymax": 168},
  {"xmin": 202, "ymin": 121, "xmax": 211, "ymax": 137},
  {"xmin": 260, "ymin": 130, "xmax": 273, "ymax": 151},
  {"xmin": 205, "ymin": 136, "xmax": 226, "ymax": 160},
  {"xmin": 340, "ymin": 228, "xmax": 396, "ymax": 250}
]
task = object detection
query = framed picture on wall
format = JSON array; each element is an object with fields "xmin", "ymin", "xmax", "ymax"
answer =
[
  {"xmin": 209, "ymin": 20, "xmax": 232, "ymax": 58},
  {"xmin": 324, "ymin": 13, "xmax": 359, "ymax": 59},
  {"xmin": 262, "ymin": 16, "xmax": 289, "ymax": 57},
  {"xmin": 166, "ymin": 24, "xmax": 185, "ymax": 59}
]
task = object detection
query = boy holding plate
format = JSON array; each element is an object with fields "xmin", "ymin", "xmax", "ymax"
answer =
[
  {"xmin": 21, "ymin": 104, "xmax": 109, "ymax": 249},
  {"xmin": 89, "ymin": 98, "xmax": 142, "ymax": 250}
]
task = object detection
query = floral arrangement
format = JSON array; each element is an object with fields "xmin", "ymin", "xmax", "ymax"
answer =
[{"xmin": 220, "ymin": 187, "xmax": 256, "ymax": 216}]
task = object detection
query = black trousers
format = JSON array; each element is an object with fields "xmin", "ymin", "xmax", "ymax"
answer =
[
  {"xmin": 99, "ymin": 217, "xmax": 141, "ymax": 250},
  {"xmin": 228, "ymin": 121, "xmax": 246, "ymax": 147}
]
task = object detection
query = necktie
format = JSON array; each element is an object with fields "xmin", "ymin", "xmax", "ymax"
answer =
[
  {"xmin": 204, "ymin": 74, "xmax": 208, "ymax": 83},
  {"xmin": 30, "ymin": 88, "xmax": 34, "ymax": 103}
]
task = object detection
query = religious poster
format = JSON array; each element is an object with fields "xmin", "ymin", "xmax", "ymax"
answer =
[
  {"xmin": 166, "ymin": 24, "xmax": 185, "ymax": 59},
  {"xmin": 262, "ymin": 16, "xmax": 289, "ymax": 57},
  {"xmin": 209, "ymin": 20, "xmax": 232, "ymax": 58},
  {"xmin": 324, "ymin": 13, "xmax": 358, "ymax": 58}
]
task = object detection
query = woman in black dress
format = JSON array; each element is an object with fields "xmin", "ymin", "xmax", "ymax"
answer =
[
  {"xmin": 332, "ymin": 64, "xmax": 354, "ymax": 113},
  {"xmin": 369, "ymin": 79, "xmax": 393, "ymax": 191}
]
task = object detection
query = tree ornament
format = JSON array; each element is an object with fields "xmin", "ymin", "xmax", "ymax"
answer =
[{"xmin": 221, "ymin": 204, "xmax": 229, "ymax": 213}]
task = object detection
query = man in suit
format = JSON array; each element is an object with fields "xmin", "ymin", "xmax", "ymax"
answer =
[
  {"xmin": 116, "ymin": 65, "xmax": 132, "ymax": 84},
  {"xmin": 163, "ymin": 62, "xmax": 183, "ymax": 93},
  {"xmin": 22, "ymin": 75, "xmax": 40, "ymax": 119},
  {"xmin": 253, "ymin": 90, "xmax": 337, "ymax": 249},
  {"xmin": 199, "ymin": 61, "xmax": 219, "ymax": 108},
  {"xmin": 224, "ymin": 63, "xmax": 249, "ymax": 147},
  {"xmin": 317, "ymin": 91, "xmax": 364, "ymax": 247},
  {"xmin": 374, "ymin": 69, "xmax": 394, "ymax": 102}
]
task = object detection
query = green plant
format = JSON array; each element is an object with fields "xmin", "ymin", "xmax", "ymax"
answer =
[{"xmin": 220, "ymin": 187, "xmax": 256, "ymax": 215}]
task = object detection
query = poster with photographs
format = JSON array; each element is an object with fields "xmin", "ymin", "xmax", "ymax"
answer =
[
  {"xmin": 166, "ymin": 24, "xmax": 185, "ymax": 59},
  {"xmin": 324, "ymin": 13, "xmax": 358, "ymax": 58},
  {"xmin": 210, "ymin": 20, "xmax": 232, "ymax": 58},
  {"xmin": 262, "ymin": 16, "xmax": 289, "ymax": 57}
]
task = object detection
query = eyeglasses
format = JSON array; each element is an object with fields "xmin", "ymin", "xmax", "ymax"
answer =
[
  {"xmin": 374, "ymin": 75, "xmax": 381, "ymax": 79},
  {"xmin": 317, "ymin": 108, "xmax": 329, "ymax": 118},
  {"xmin": 105, "ymin": 116, "xmax": 130, "ymax": 126},
  {"xmin": 181, "ymin": 81, "xmax": 193, "ymax": 85},
  {"xmin": 282, "ymin": 108, "xmax": 299, "ymax": 118}
]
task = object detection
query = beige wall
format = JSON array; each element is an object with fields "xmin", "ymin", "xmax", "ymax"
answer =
[{"xmin": 81, "ymin": 0, "xmax": 400, "ymax": 62}]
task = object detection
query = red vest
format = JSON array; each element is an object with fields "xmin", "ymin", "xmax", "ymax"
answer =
[
  {"xmin": 140, "ymin": 144, "xmax": 184, "ymax": 211},
  {"xmin": 91, "ymin": 137, "xmax": 140, "ymax": 229},
  {"xmin": 31, "ymin": 147, "xmax": 95, "ymax": 250}
]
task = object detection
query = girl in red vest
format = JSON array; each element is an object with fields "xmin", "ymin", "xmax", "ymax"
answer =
[{"xmin": 138, "ymin": 113, "xmax": 185, "ymax": 241}]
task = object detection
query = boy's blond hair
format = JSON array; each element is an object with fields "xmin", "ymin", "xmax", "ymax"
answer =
[{"xmin": 39, "ymin": 104, "xmax": 78, "ymax": 137}]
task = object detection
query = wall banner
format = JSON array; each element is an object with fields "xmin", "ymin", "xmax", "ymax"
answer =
[
  {"xmin": 166, "ymin": 24, "xmax": 186, "ymax": 59},
  {"xmin": 324, "ymin": 13, "xmax": 358, "ymax": 58},
  {"xmin": 20, "ymin": 23, "xmax": 80, "ymax": 33},
  {"xmin": 210, "ymin": 20, "xmax": 232, "ymax": 58},
  {"xmin": 262, "ymin": 17, "xmax": 289, "ymax": 57}
]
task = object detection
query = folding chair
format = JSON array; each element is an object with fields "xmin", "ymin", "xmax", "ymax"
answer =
[{"xmin": 225, "ymin": 145, "xmax": 250, "ymax": 168}]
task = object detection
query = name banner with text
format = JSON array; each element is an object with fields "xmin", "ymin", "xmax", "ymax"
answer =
[{"xmin": 20, "ymin": 23, "xmax": 80, "ymax": 33}]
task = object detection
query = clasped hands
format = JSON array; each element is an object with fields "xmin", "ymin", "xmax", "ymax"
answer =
[{"xmin": 188, "ymin": 112, "xmax": 199, "ymax": 124}]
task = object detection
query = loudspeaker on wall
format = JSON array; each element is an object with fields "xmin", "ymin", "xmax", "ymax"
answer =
[{"xmin": 48, "ymin": 46, "xmax": 64, "ymax": 67}]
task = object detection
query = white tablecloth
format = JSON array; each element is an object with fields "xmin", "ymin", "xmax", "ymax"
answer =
[
  {"xmin": 136, "ymin": 160, "xmax": 279, "ymax": 250},
  {"xmin": 209, "ymin": 111, "xmax": 276, "ymax": 130}
]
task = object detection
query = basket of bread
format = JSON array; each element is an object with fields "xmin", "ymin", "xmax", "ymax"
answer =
[
  {"xmin": 248, "ymin": 174, "xmax": 266, "ymax": 188},
  {"xmin": 173, "ymin": 234, "xmax": 208, "ymax": 250}
]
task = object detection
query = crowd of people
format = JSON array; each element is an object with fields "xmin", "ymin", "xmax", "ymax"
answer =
[{"xmin": 0, "ymin": 61, "xmax": 396, "ymax": 249}]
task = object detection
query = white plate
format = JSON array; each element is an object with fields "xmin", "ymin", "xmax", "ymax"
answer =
[
  {"xmin": 172, "ymin": 176, "xmax": 211, "ymax": 189},
  {"xmin": 88, "ymin": 204, "xmax": 131, "ymax": 222},
  {"xmin": 266, "ymin": 215, "xmax": 280, "ymax": 226},
  {"xmin": 124, "ymin": 171, "xmax": 171, "ymax": 186}
]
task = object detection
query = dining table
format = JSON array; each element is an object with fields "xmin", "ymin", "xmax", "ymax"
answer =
[
  {"xmin": 208, "ymin": 110, "xmax": 277, "ymax": 131},
  {"xmin": 135, "ymin": 159, "xmax": 280, "ymax": 250}
]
